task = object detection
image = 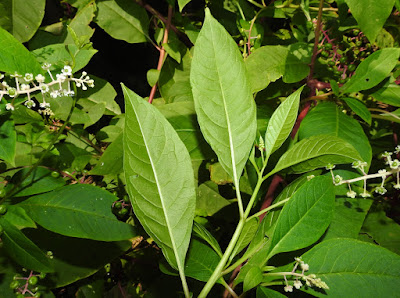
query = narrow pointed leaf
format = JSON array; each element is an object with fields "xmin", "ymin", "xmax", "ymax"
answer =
[
  {"xmin": 265, "ymin": 86, "xmax": 303, "ymax": 158},
  {"xmin": 269, "ymin": 135, "xmax": 363, "ymax": 176},
  {"xmin": 301, "ymin": 238, "xmax": 400, "ymax": 297},
  {"xmin": 190, "ymin": 8, "xmax": 257, "ymax": 185},
  {"xmin": 193, "ymin": 222, "xmax": 223, "ymax": 258},
  {"xmin": 122, "ymin": 84, "xmax": 196, "ymax": 271},
  {"xmin": 268, "ymin": 176, "xmax": 335, "ymax": 258},
  {"xmin": 0, "ymin": 218, "xmax": 52, "ymax": 272}
]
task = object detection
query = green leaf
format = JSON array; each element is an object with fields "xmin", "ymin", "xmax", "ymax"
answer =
[
  {"xmin": 0, "ymin": 0, "xmax": 45, "ymax": 43},
  {"xmin": 24, "ymin": 227, "xmax": 130, "ymax": 287},
  {"xmin": 157, "ymin": 102, "xmax": 215, "ymax": 160},
  {"xmin": 344, "ymin": 0, "xmax": 395, "ymax": 42},
  {"xmin": 267, "ymin": 176, "xmax": 335, "ymax": 258},
  {"xmin": 360, "ymin": 210, "xmax": 400, "ymax": 255},
  {"xmin": 210, "ymin": 162, "xmax": 233, "ymax": 185},
  {"xmin": 5, "ymin": 167, "xmax": 66, "ymax": 197},
  {"xmin": 159, "ymin": 50, "xmax": 193, "ymax": 103},
  {"xmin": 0, "ymin": 114, "xmax": 16, "ymax": 165},
  {"xmin": 301, "ymin": 238, "xmax": 400, "ymax": 297},
  {"xmin": 178, "ymin": 0, "xmax": 191, "ymax": 11},
  {"xmin": 371, "ymin": 77, "xmax": 400, "ymax": 107},
  {"xmin": 54, "ymin": 142, "xmax": 93, "ymax": 172},
  {"xmin": 2, "ymin": 205, "xmax": 36, "ymax": 229},
  {"xmin": 0, "ymin": 27, "xmax": 43, "ymax": 75},
  {"xmin": 196, "ymin": 181, "xmax": 231, "ymax": 216},
  {"xmin": 33, "ymin": 43, "xmax": 98, "ymax": 73},
  {"xmin": 90, "ymin": 133, "xmax": 123, "ymax": 176},
  {"xmin": 270, "ymin": 135, "xmax": 363, "ymax": 176},
  {"xmin": 184, "ymin": 238, "xmax": 222, "ymax": 283},
  {"xmin": 193, "ymin": 222, "xmax": 223, "ymax": 258},
  {"xmin": 265, "ymin": 86, "xmax": 303, "ymax": 158},
  {"xmin": 147, "ymin": 69, "xmax": 160, "ymax": 87},
  {"xmin": 18, "ymin": 184, "xmax": 137, "ymax": 241},
  {"xmin": 343, "ymin": 97, "xmax": 372, "ymax": 124},
  {"xmin": 256, "ymin": 287, "xmax": 287, "ymax": 298},
  {"xmin": 341, "ymin": 48, "xmax": 400, "ymax": 93},
  {"xmin": 0, "ymin": 218, "xmax": 52, "ymax": 272},
  {"xmin": 298, "ymin": 102, "xmax": 372, "ymax": 164},
  {"xmin": 243, "ymin": 267, "xmax": 263, "ymax": 293},
  {"xmin": 95, "ymin": 0, "xmax": 149, "ymax": 43},
  {"xmin": 122, "ymin": 85, "xmax": 196, "ymax": 271},
  {"xmin": 190, "ymin": 8, "xmax": 257, "ymax": 186},
  {"xmin": 245, "ymin": 43, "xmax": 311, "ymax": 92},
  {"xmin": 230, "ymin": 218, "xmax": 259, "ymax": 262}
]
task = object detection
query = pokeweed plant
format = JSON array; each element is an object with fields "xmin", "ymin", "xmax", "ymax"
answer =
[{"xmin": 0, "ymin": 0, "xmax": 400, "ymax": 297}]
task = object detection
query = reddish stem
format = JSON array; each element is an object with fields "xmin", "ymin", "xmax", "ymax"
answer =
[
  {"xmin": 259, "ymin": 175, "xmax": 284, "ymax": 221},
  {"xmin": 148, "ymin": 5, "xmax": 173, "ymax": 104},
  {"xmin": 291, "ymin": 101, "xmax": 311, "ymax": 138}
]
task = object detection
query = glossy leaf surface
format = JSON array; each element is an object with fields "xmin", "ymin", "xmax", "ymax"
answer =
[
  {"xmin": 19, "ymin": 184, "xmax": 136, "ymax": 241},
  {"xmin": 123, "ymin": 85, "xmax": 196, "ymax": 270},
  {"xmin": 191, "ymin": 8, "xmax": 257, "ymax": 185},
  {"xmin": 0, "ymin": 115, "xmax": 16, "ymax": 165}
]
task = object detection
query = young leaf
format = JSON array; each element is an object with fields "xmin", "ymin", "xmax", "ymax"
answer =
[
  {"xmin": 90, "ymin": 133, "xmax": 123, "ymax": 176},
  {"xmin": 301, "ymin": 238, "xmax": 400, "ymax": 297},
  {"xmin": 344, "ymin": 0, "xmax": 395, "ymax": 43},
  {"xmin": 264, "ymin": 86, "xmax": 303, "ymax": 158},
  {"xmin": 95, "ymin": 0, "xmax": 149, "ymax": 43},
  {"xmin": 0, "ymin": 114, "xmax": 16, "ymax": 165},
  {"xmin": 0, "ymin": 218, "xmax": 52, "ymax": 273},
  {"xmin": 371, "ymin": 76, "xmax": 400, "ymax": 107},
  {"xmin": 178, "ymin": 0, "xmax": 191, "ymax": 11},
  {"xmin": 267, "ymin": 176, "xmax": 335, "ymax": 259},
  {"xmin": 122, "ymin": 84, "xmax": 196, "ymax": 273},
  {"xmin": 193, "ymin": 222, "xmax": 223, "ymax": 258},
  {"xmin": 243, "ymin": 267, "xmax": 263, "ymax": 293},
  {"xmin": 19, "ymin": 184, "xmax": 136, "ymax": 241},
  {"xmin": 256, "ymin": 287, "xmax": 287, "ymax": 298},
  {"xmin": 269, "ymin": 135, "xmax": 363, "ymax": 176},
  {"xmin": 190, "ymin": 8, "xmax": 257, "ymax": 186},
  {"xmin": 343, "ymin": 97, "xmax": 372, "ymax": 124},
  {"xmin": 340, "ymin": 48, "xmax": 400, "ymax": 94},
  {"xmin": 229, "ymin": 217, "xmax": 259, "ymax": 262}
]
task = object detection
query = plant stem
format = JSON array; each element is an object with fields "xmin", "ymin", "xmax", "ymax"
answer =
[
  {"xmin": 246, "ymin": 197, "xmax": 290, "ymax": 222},
  {"xmin": 148, "ymin": 5, "xmax": 173, "ymax": 104}
]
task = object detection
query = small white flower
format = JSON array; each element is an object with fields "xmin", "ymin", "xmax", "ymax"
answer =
[
  {"xmin": 325, "ymin": 163, "xmax": 335, "ymax": 170},
  {"xmin": 294, "ymin": 280, "xmax": 303, "ymax": 289},
  {"xmin": 40, "ymin": 101, "xmax": 50, "ymax": 108},
  {"xmin": 24, "ymin": 100, "xmax": 36, "ymax": 108},
  {"xmin": 360, "ymin": 192, "xmax": 371, "ymax": 198},
  {"xmin": 346, "ymin": 190, "xmax": 357, "ymax": 198},
  {"xmin": 390, "ymin": 159, "xmax": 400, "ymax": 169},
  {"xmin": 35, "ymin": 74, "xmax": 46, "ymax": 83},
  {"xmin": 7, "ymin": 87, "xmax": 17, "ymax": 98},
  {"xmin": 394, "ymin": 183, "xmax": 400, "ymax": 190},
  {"xmin": 5, "ymin": 103, "xmax": 14, "ymax": 110},
  {"xmin": 295, "ymin": 257, "xmax": 302, "ymax": 263},
  {"xmin": 352, "ymin": 161, "xmax": 367, "ymax": 169},
  {"xmin": 334, "ymin": 175, "xmax": 343, "ymax": 184},
  {"xmin": 40, "ymin": 84, "xmax": 49, "ymax": 93},
  {"xmin": 0, "ymin": 74, "xmax": 4, "ymax": 80},
  {"xmin": 307, "ymin": 175, "xmax": 315, "ymax": 181},
  {"xmin": 375, "ymin": 186, "xmax": 387, "ymax": 195},
  {"xmin": 24, "ymin": 73, "xmax": 34, "ymax": 82},
  {"xmin": 1, "ymin": 81, "xmax": 9, "ymax": 88},
  {"xmin": 395, "ymin": 145, "xmax": 400, "ymax": 154},
  {"xmin": 62, "ymin": 65, "xmax": 72, "ymax": 76},
  {"xmin": 50, "ymin": 90, "xmax": 60, "ymax": 98},
  {"xmin": 284, "ymin": 285, "xmax": 293, "ymax": 292},
  {"xmin": 56, "ymin": 73, "xmax": 66, "ymax": 82},
  {"xmin": 87, "ymin": 79, "xmax": 94, "ymax": 88},
  {"xmin": 378, "ymin": 169, "xmax": 387, "ymax": 174},
  {"xmin": 20, "ymin": 84, "xmax": 30, "ymax": 91},
  {"xmin": 10, "ymin": 72, "xmax": 21, "ymax": 78},
  {"xmin": 300, "ymin": 263, "xmax": 309, "ymax": 271},
  {"xmin": 42, "ymin": 62, "xmax": 51, "ymax": 70}
]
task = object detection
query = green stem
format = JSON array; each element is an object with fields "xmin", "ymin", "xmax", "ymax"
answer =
[{"xmin": 246, "ymin": 198, "xmax": 290, "ymax": 222}]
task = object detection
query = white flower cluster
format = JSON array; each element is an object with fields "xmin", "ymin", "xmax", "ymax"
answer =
[
  {"xmin": 326, "ymin": 147, "xmax": 400, "ymax": 198},
  {"xmin": 280, "ymin": 257, "xmax": 329, "ymax": 293},
  {"xmin": 0, "ymin": 63, "xmax": 94, "ymax": 114}
]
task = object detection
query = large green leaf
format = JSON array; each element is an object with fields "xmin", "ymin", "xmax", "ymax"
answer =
[
  {"xmin": 0, "ymin": 114, "xmax": 16, "ymax": 165},
  {"xmin": 18, "ymin": 184, "xmax": 137, "ymax": 241},
  {"xmin": 0, "ymin": 27, "xmax": 42, "ymax": 75},
  {"xmin": 190, "ymin": 8, "xmax": 257, "ymax": 186},
  {"xmin": 269, "ymin": 135, "xmax": 363, "ymax": 176},
  {"xmin": 267, "ymin": 176, "xmax": 335, "ymax": 258},
  {"xmin": 344, "ymin": 0, "xmax": 395, "ymax": 43},
  {"xmin": 0, "ymin": 0, "xmax": 45, "ymax": 42},
  {"xmin": 122, "ymin": 85, "xmax": 196, "ymax": 271},
  {"xmin": 95, "ymin": 0, "xmax": 149, "ymax": 43},
  {"xmin": 0, "ymin": 218, "xmax": 52, "ymax": 272},
  {"xmin": 300, "ymin": 238, "xmax": 400, "ymax": 297},
  {"xmin": 371, "ymin": 76, "xmax": 400, "ymax": 107},
  {"xmin": 90, "ymin": 133, "xmax": 123, "ymax": 176},
  {"xmin": 178, "ymin": 0, "xmax": 191, "ymax": 11},
  {"xmin": 264, "ymin": 86, "xmax": 303, "ymax": 158},
  {"xmin": 245, "ymin": 43, "xmax": 311, "ymax": 92},
  {"xmin": 343, "ymin": 97, "xmax": 372, "ymax": 124},
  {"xmin": 298, "ymin": 102, "xmax": 372, "ymax": 164},
  {"xmin": 341, "ymin": 48, "xmax": 400, "ymax": 94}
]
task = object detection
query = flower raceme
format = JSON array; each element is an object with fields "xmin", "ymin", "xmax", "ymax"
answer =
[{"xmin": 0, "ymin": 64, "xmax": 94, "ymax": 115}]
